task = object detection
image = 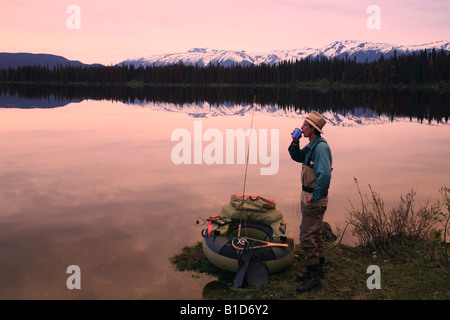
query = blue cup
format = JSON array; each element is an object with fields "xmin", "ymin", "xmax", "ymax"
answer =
[{"xmin": 292, "ymin": 128, "xmax": 302, "ymax": 139}]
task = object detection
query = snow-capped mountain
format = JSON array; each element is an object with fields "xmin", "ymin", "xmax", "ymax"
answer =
[
  {"xmin": 119, "ymin": 40, "xmax": 450, "ymax": 67},
  {"xmin": 130, "ymin": 101, "xmax": 447, "ymax": 127}
]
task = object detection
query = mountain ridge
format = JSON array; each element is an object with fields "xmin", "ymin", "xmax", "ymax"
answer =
[
  {"xmin": 0, "ymin": 52, "xmax": 103, "ymax": 69},
  {"xmin": 119, "ymin": 40, "xmax": 450, "ymax": 67},
  {"xmin": 1, "ymin": 40, "xmax": 449, "ymax": 69}
]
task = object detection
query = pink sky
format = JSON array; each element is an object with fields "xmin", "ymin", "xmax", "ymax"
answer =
[{"xmin": 1, "ymin": 0, "xmax": 449, "ymax": 64}]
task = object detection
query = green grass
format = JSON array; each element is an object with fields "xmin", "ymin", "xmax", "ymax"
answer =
[{"xmin": 170, "ymin": 241, "xmax": 449, "ymax": 300}]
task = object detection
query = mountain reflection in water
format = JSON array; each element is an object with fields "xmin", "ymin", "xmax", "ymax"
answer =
[{"xmin": 1, "ymin": 83, "xmax": 448, "ymax": 123}]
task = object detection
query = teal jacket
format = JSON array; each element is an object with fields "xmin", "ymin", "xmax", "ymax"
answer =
[{"xmin": 288, "ymin": 136, "xmax": 332, "ymax": 201}]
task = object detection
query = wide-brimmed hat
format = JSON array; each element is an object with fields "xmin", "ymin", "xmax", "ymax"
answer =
[{"xmin": 305, "ymin": 111, "xmax": 326, "ymax": 133}]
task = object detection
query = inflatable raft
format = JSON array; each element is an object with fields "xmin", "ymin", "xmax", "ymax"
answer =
[{"xmin": 202, "ymin": 195, "xmax": 294, "ymax": 275}]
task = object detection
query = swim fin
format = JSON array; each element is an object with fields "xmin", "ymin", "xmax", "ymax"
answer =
[
  {"xmin": 233, "ymin": 250, "xmax": 253, "ymax": 287},
  {"xmin": 246, "ymin": 250, "xmax": 269, "ymax": 286}
]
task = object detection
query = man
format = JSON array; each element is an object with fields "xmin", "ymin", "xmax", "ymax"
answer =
[{"xmin": 288, "ymin": 111, "xmax": 332, "ymax": 293}]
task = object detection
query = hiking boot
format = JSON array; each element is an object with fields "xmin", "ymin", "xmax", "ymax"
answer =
[
  {"xmin": 296, "ymin": 265, "xmax": 321, "ymax": 293},
  {"xmin": 296, "ymin": 258, "xmax": 325, "ymax": 281},
  {"xmin": 296, "ymin": 265, "xmax": 324, "ymax": 281}
]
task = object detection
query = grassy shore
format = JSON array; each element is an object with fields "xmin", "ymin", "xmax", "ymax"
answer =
[
  {"xmin": 171, "ymin": 186, "xmax": 449, "ymax": 300},
  {"xmin": 170, "ymin": 241, "xmax": 449, "ymax": 300}
]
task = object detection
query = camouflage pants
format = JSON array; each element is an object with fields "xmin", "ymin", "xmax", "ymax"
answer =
[{"xmin": 300, "ymin": 192, "xmax": 328, "ymax": 266}]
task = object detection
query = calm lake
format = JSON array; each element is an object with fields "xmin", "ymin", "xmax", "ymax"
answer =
[{"xmin": 0, "ymin": 87, "xmax": 449, "ymax": 299}]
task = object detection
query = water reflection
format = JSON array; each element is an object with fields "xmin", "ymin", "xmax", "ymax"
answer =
[
  {"xmin": 1, "ymin": 83, "xmax": 449, "ymax": 123},
  {"xmin": 0, "ymin": 93, "xmax": 449, "ymax": 300}
]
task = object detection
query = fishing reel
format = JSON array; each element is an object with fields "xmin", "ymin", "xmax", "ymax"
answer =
[{"xmin": 236, "ymin": 237, "xmax": 248, "ymax": 246}]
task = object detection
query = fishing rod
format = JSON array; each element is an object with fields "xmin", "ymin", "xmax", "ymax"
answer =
[
  {"xmin": 238, "ymin": 96, "xmax": 256, "ymax": 238},
  {"xmin": 234, "ymin": 98, "xmax": 290, "ymax": 251}
]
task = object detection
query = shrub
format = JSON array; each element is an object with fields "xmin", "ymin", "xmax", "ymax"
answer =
[{"xmin": 347, "ymin": 178, "xmax": 449, "ymax": 266}]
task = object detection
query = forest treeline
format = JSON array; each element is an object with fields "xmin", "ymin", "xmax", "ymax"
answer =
[
  {"xmin": 1, "ymin": 49, "xmax": 449, "ymax": 86},
  {"xmin": 2, "ymin": 82, "xmax": 449, "ymax": 123}
]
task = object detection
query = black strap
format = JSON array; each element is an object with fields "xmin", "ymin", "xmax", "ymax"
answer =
[{"xmin": 305, "ymin": 140, "xmax": 327, "ymax": 167}]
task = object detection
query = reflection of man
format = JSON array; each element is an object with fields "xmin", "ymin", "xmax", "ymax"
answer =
[{"xmin": 288, "ymin": 111, "xmax": 332, "ymax": 293}]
